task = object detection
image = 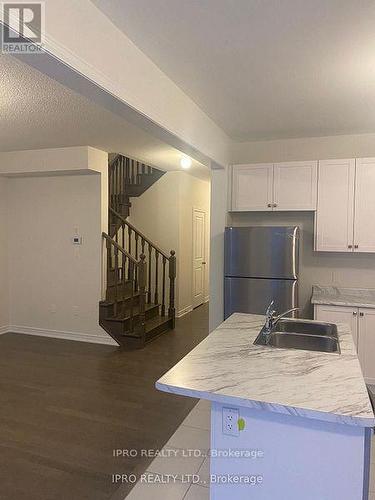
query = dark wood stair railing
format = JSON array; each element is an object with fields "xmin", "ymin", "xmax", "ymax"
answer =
[
  {"xmin": 102, "ymin": 232, "xmax": 148, "ymax": 342},
  {"xmin": 109, "ymin": 207, "xmax": 176, "ymax": 327},
  {"xmin": 101, "ymin": 153, "xmax": 175, "ymax": 348}
]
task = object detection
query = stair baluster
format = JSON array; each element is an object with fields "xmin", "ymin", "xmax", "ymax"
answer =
[
  {"xmin": 161, "ymin": 256, "xmax": 166, "ymax": 316},
  {"xmin": 169, "ymin": 250, "xmax": 176, "ymax": 328},
  {"xmin": 147, "ymin": 243, "xmax": 152, "ymax": 303},
  {"xmin": 154, "ymin": 251, "xmax": 159, "ymax": 304}
]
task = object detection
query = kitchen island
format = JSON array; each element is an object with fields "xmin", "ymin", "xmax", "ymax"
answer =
[{"xmin": 156, "ymin": 313, "xmax": 375, "ymax": 500}]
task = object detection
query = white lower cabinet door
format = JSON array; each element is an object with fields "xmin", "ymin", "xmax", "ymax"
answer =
[
  {"xmin": 358, "ymin": 308, "xmax": 375, "ymax": 382},
  {"xmin": 314, "ymin": 305, "xmax": 358, "ymax": 350}
]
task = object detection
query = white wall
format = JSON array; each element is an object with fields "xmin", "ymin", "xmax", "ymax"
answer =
[
  {"xmin": 0, "ymin": 177, "xmax": 9, "ymax": 330},
  {"xmin": 209, "ymin": 168, "xmax": 229, "ymax": 331},
  {"xmin": 128, "ymin": 171, "xmax": 210, "ymax": 316},
  {"xmin": 231, "ymin": 132, "xmax": 375, "ymax": 164},
  {"xmin": 7, "ymin": 173, "xmax": 114, "ymax": 344}
]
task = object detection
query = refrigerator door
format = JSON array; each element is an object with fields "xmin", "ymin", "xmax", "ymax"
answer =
[
  {"xmin": 224, "ymin": 277, "xmax": 298, "ymax": 319},
  {"xmin": 224, "ymin": 226, "xmax": 299, "ymax": 279}
]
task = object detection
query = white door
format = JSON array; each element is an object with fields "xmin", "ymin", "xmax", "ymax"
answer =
[
  {"xmin": 192, "ymin": 209, "xmax": 206, "ymax": 309},
  {"xmin": 314, "ymin": 304, "xmax": 358, "ymax": 350},
  {"xmin": 315, "ymin": 159, "xmax": 355, "ymax": 252},
  {"xmin": 358, "ymin": 309, "xmax": 375, "ymax": 382},
  {"xmin": 231, "ymin": 164, "xmax": 273, "ymax": 211},
  {"xmin": 354, "ymin": 158, "xmax": 375, "ymax": 253},
  {"xmin": 273, "ymin": 161, "xmax": 317, "ymax": 211}
]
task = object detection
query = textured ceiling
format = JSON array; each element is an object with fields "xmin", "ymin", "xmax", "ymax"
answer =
[
  {"xmin": 92, "ymin": 0, "xmax": 375, "ymax": 141},
  {"xmin": 0, "ymin": 54, "xmax": 209, "ymax": 178}
]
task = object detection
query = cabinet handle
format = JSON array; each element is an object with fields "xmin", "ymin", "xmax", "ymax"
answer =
[
  {"xmin": 273, "ymin": 203, "xmax": 277, "ymax": 208},
  {"xmin": 348, "ymin": 245, "xmax": 353, "ymax": 249},
  {"xmin": 267, "ymin": 203, "xmax": 272, "ymax": 208},
  {"xmin": 360, "ymin": 312, "xmax": 364, "ymax": 317},
  {"xmin": 354, "ymin": 245, "xmax": 359, "ymax": 249},
  {"xmin": 353, "ymin": 311, "xmax": 357, "ymax": 316}
]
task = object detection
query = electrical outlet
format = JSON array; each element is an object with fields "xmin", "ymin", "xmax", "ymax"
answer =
[{"xmin": 222, "ymin": 407, "xmax": 239, "ymax": 436}]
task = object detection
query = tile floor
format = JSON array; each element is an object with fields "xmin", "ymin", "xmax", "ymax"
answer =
[{"xmin": 126, "ymin": 399, "xmax": 375, "ymax": 499}]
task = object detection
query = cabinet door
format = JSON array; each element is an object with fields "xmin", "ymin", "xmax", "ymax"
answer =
[
  {"xmin": 358, "ymin": 309, "xmax": 375, "ymax": 382},
  {"xmin": 314, "ymin": 305, "xmax": 358, "ymax": 350},
  {"xmin": 315, "ymin": 159, "xmax": 355, "ymax": 252},
  {"xmin": 231, "ymin": 164, "xmax": 273, "ymax": 211},
  {"xmin": 273, "ymin": 161, "xmax": 317, "ymax": 211},
  {"xmin": 354, "ymin": 158, "xmax": 375, "ymax": 253}
]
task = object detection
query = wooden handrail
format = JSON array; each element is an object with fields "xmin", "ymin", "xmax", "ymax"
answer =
[
  {"xmin": 109, "ymin": 207, "xmax": 170, "ymax": 260},
  {"xmin": 102, "ymin": 232, "xmax": 139, "ymax": 265}
]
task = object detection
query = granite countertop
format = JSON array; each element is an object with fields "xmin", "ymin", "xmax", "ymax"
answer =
[
  {"xmin": 311, "ymin": 285, "xmax": 375, "ymax": 308},
  {"xmin": 156, "ymin": 313, "xmax": 375, "ymax": 428}
]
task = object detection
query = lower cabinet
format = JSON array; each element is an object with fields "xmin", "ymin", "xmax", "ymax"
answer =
[{"xmin": 315, "ymin": 304, "xmax": 375, "ymax": 382}]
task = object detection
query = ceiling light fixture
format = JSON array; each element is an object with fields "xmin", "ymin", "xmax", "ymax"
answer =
[{"xmin": 180, "ymin": 156, "xmax": 192, "ymax": 169}]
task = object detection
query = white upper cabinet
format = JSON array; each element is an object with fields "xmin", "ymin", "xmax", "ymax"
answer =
[
  {"xmin": 231, "ymin": 161, "xmax": 317, "ymax": 212},
  {"xmin": 354, "ymin": 158, "xmax": 375, "ymax": 253},
  {"xmin": 315, "ymin": 159, "xmax": 355, "ymax": 252},
  {"xmin": 273, "ymin": 161, "xmax": 317, "ymax": 210},
  {"xmin": 231, "ymin": 163, "xmax": 273, "ymax": 211}
]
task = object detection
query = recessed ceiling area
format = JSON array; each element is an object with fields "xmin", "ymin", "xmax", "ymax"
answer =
[
  {"xmin": 92, "ymin": 0, "xmax": 375, "ymax": 141},
  {"xmin": 0, "ymin": 54, "xmax": 209, "ymax": 178}
]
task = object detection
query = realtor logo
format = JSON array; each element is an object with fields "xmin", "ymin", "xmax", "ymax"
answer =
[{"xmin": 1, "ymin": 2, "xmax": 45, "ymax": 53}]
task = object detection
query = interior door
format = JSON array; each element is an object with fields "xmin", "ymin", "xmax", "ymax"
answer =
[
  {"xmin": 192, "ymin": 208, "xmax": 206, "ymax": 309},
  {"xmin": 315, "ymin": 159, "xmax": 355, "ymax": 252},
  {"xmin": 273, "ymin": 161, "xmax": 317, "ymax": 211},
  {"xmin": 231, "ymin": 164, "xmax": 273, "ymax": 211},
  {"xmin": 315, "ymin": 304, "xmax": 358, "ymax": 350},
  {"xmin": 354, "ymin": 158, "xmax": 375, "ymax": 253},
  {"xmin": 358, "ymin": 308, "xmax": 375, "ymax": 382}
]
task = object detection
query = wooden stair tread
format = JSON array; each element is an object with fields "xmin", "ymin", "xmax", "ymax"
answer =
[
  {"xmin": 106, "ymin": 303, "xmax": 159, "ymax": 322},
  {"xmin": 145, "ymin": 315, "xmax": 171, "ymax": 333}
]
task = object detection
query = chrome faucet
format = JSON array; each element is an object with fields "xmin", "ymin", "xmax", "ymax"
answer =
[{"xmin": 263, "ymin": 301, "xmax": 300, "ymax": 336}]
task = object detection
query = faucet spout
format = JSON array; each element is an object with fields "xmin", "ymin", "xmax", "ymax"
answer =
[{"xmin": 262, "ymin": 303, "xmax": 300, "ymax": 337}]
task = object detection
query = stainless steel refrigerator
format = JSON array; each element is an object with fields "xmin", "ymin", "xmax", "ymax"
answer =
[{"xmin": 224, "ymin": 226, "xmax": 299, "ymax": 319}]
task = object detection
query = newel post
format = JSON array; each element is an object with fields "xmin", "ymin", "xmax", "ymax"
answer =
[
  {"xmin": 138, "ymin": 254, "xmax": 147, "ymax": 341},
  {"xmin": 168, "ymin": 250, "xmax": 176, "ymax": 328}
]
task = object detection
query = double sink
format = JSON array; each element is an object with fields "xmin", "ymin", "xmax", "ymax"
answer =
[{"xmin": 254, "ymin": 319, "xmax": 340, "ymax": 354}]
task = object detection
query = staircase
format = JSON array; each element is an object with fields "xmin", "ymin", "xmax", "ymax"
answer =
[{"xmin": 99, "ymin": 154, "xmax": 176, "ymax": 349}]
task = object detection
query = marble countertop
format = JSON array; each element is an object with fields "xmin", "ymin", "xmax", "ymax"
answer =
[
  {"xmin": 311, "ymin": 285, "xmax": 375, "ymax": 308},
  {"xmin": 156, "ymin": 313, "xmax": 375, "ymax": 427}
]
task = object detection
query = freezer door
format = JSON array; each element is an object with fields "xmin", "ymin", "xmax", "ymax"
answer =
[
  {"xmin": 224, "ymin": 226, "xmax": 299, "ymax": 279},
  {"xmin": 224, "ymin": 277, "xmax": 298, "ymax": 320}
]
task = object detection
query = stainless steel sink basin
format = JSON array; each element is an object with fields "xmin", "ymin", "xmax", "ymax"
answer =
[
  {"xmin": 253, "ymin": 319, "xmax": 340, "ymax": 354},
  {"xmin": 267, "ymin": 332, "xmax": 339, "ymax": 353},
  {"xmin": 275, "ymin": 319, "xmax": 338, "ymax": 338}
]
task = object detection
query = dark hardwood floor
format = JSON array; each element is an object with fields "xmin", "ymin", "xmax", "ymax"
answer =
[{"xmin": 0, "ymin": 304, "xmax": 209, "ymax": 500}]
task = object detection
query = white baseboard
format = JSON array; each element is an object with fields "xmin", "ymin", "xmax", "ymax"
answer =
[
  {"xmin": 0, "ymin": 325, "xmax": 9, "ymax": 335},
  {"xmin": 177, "ymin": 305, "xmax": 193, "ymax": 318},
  {"xmin": 5, "ymin": 325, "xmax": 118, "ymax": 346}
]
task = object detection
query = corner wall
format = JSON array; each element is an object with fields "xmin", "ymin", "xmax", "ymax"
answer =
[
  {"xmin": 0, "ymin": 177, "xmax": 9, "ymax": 331},
  {"xmin": 8, "ymin": 173, "xmax": 114, "ymax": 343}
]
